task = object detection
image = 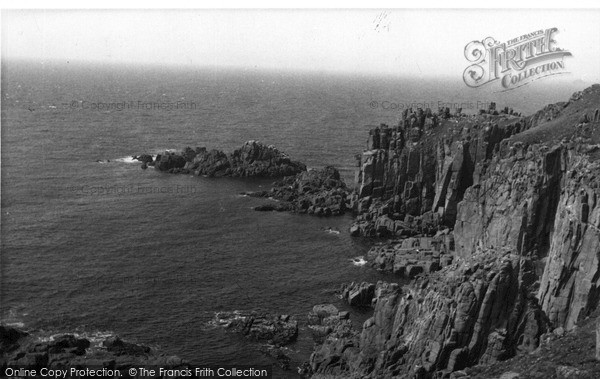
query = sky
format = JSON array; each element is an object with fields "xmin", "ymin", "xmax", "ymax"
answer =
[{"xmin": 2, "ymin": 9, "xmax": 600, "ymax": 82}]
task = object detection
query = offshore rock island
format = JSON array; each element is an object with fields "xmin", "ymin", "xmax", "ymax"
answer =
[{"xmin": 135, "ymin": 140, "xmax": 306, "ymax": 178}]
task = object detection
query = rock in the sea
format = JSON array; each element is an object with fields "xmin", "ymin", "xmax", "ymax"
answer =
[
  {"xmin": 253, "ymin": 203, "xmax": 293, "ymax": 212},
  {"xmin": 154, "ymin": 152, "xmax": 187, "ymax": 172},
  {"xmin": 213, "ymin": 311, "xmax": 298, "ymax": 346},
  {"xmin": 306, "ymin": 303, "xmax": 357, "ymax": 346},
  {"xmin": 103, "ymin": 336, "xmax": 150, "ymax": 356},
  {"xmin": 0, "ymin": 326, "xmax": 189, "ymax": 372},
  {"xmin": 133, "ymin": 154, "xmax": 154, "ymax": 164},
  {"xmin": 309, "ymin": 304, "xmax": 339, "ymax": 323},
  {"xmin": 248, "ymin": 166, "xmax": 350, "ymax": 216},
  {"xmin": 149, "ymin": 141, "xmax": 306, "ymax": 178}
]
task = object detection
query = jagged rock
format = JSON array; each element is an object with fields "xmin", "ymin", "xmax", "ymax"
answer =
[
  {"xmin": 306, "ymin": 304, "xmax": 358, "ymax": 345},
  {"xmin": 341, "ymin": 282, "xmax": 376, "ymax": 307},
  {"xmin": 366, "ymin": 237, "xmax": 452, "ymax": 277},
  {"xmin": 253, "ymin": 203, "xmax": 293, "ymax": 212},
  {"xmin": 0, "ymin": 325, "xmax": 28, "ymax": 354},
  {"xmin": 247, "ymin": 166, "xmax": 349, "ymax": 216},
  {"xmin": 146, "ymin": 141, "xmax": 306, "ymax": 177},
  {"xmin": 309, "ymin": 304, "xmax": 339, "ymax": 324},
  {"xmin": 103, "ymin": 336, "xmax": 150, "ymax": 356},
  {"xmin": 190, "ymin": 148, "xmax": 231, "ymax": 176},
  {"xmin": 155, "ymin": 152, "xmax": 187, "ymax": 171},
  {"xmin": 133, "ymin": 154, "xmax": 154, "ymax": 164},
  {"xmin": 0, "ymin": 326, "xmax": 188, "ymax": 371},
  {"xmin": 310, "ymin": 254, "xmax": 549, "ymax": 377},
  {"xmin": 213, "ymin": 311, "xmax": 298, "ymax": 346}
]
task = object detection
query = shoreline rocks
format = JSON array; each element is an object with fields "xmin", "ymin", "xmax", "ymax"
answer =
[
  {"xmin": 340, "ymin": 281, "xmax": 400, "ymax": 308},
  {"xmin": 0, "ymin": 325, "xmax": 188, "ymax": 373},
  {"xmin": 212, "ymin": 311, "xmax": 298, "ymax": 346},
  {"xmin": 366, "ymin": 235, "xmax": 454, "ymax": 278}
]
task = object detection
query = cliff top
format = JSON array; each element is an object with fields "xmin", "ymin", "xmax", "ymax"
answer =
[{"xmin": 510, "ymin": 84, "xmax": 600, "ymax": 147}]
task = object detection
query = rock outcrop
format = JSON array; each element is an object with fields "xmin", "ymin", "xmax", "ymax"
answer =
[
  {"xmin": 0, "ymin": 325, "xmax": 188, "ymax": 374},
  {"xmin": 341, "ymin": 281, "xmax": 400, "ymax": 308},
  {"xmin": 137, "ymin": 141, "xmax": 306, "ymax": 178},
  {"xmin": 341, "ymin": 282, "xmax": 376, "ymax": 307},
  {"xmin": 309, "ymin": 252, "xmax": 548, "ymax": 378},
  {"xmin": 366, "ymin": 235, "xmax": 454, "ymax": 278},
  {"xmin": 246, "ymin": 166, "xmax": 350, "ymax": 216},
  {"xmin": 211, "ymin": 311, "xmax": 298, "ymax": 346}
]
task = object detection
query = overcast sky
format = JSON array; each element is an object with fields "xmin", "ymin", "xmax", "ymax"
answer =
[{"xmin": 2, "ymin": 9, "xmax": 599, "ymax": 81}]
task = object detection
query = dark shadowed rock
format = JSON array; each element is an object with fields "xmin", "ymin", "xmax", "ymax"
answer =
[
  {"xmin": 149, "ymin": 141, "xmax": 306, "ymax": 178},
  {"xmin": 154, "ymin": 152, "xmax": 187, "ymax": 172},
  {"xmin": 341, "ymin": 282, "xmax": 376, "ymax": 307},
  {"xmin": 247, "ymin": 166, "xmax": 350, "ymax": 217},
  {"xmin": 0, "ymin": 326, "xmax": 189, "ymax": 372}
]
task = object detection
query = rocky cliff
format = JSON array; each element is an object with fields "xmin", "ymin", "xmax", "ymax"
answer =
[{"xmin": 308, "ymin": 84, "xmax": 600, "ymax": 378}]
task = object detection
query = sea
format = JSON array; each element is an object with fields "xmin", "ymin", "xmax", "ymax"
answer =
[{"xmin": 0, "ymin": 60, "xmax": 583, "ymax": 377}]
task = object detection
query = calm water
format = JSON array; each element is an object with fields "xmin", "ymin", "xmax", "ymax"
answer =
[{"xmin": 0, "ymin": 61, "xmax": 580, "ymax": 377}]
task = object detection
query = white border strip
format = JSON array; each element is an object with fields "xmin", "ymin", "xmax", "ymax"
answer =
[{"xmin": 1, "ymin": 1, "xmax": 599, "ymax": 10}]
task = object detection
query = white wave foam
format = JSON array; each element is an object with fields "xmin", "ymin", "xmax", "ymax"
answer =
[
  {"xmin": 75, "ymin": 330, "xmax": 116, "ymax": 346},
  {"xmin": 4, "ymin": 321, "xmax": 25, "ymax": 328},
  {"xmin": 154, "ymin": 149, "xmax": 178, "ymax": 155},
  {"xmin": 351, "ymin": 256, "xmax": 367, "ymax": 266},
  {"xmin": 115, "ymin": 156, "xmax": 138, "ymax": 163},
  {"xmin": 37, "ymin": 330, "xmax": 116, "ymax": 347}
]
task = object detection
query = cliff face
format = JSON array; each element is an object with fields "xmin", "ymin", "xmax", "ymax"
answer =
[
  {"xmin": 454, "ymin": 143, "xmax": 565, "ymax": 259},
  {"xmin": 310, "ymin": 84, "xmax": 600, "ymax": 378},
  {"xmin": 351, "ymin": 110, "xmax": 527, "ymax": 238},
  {"xmin": 538, "ymin": 152, "xmax": 600, "ymax": 330}
]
